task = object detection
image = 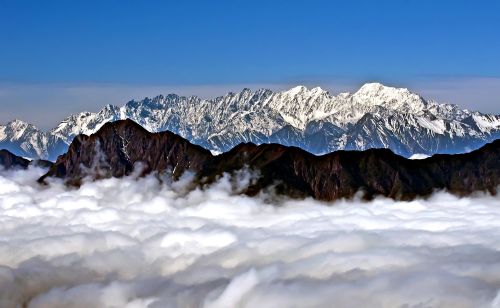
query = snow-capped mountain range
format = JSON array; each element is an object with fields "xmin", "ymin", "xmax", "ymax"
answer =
[{"xmin": 2, "ymin": 82, "xmax": 500, "ymax": 161}]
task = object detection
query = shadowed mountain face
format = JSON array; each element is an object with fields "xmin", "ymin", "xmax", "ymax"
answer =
[
  {"xmin": 39, "ymin": 119, "xmax": 212, "ymax": 185},
  {"xmin": 197, "ymin": 141, "xmax": 500, "ymax": 200},
  {"xmin": 0, "ymin": 149, "xmax": 53, "ymax": 170},
  {"xmin": 0, "ymin": 150, "xmax": 30, "ymax": 169},
  {"xmin": 40, "ymin": 119, "xmax": 500, "ymax": 201}
]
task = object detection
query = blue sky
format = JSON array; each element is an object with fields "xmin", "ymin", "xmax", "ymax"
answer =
[{"xmin": 1, "ymin": 0, "xmax": 499, "ymax": 129}]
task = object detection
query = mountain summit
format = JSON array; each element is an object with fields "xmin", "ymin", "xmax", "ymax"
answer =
[
  {"xmin": 2, "ymin": 83, "xmax": 500, "ymax": 160},
  {"xmin": 39, "ymin": 119, "xmax": 500, "ymax": 201}
]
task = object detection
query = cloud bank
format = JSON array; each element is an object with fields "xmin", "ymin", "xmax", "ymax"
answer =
[{"xmin": 1, "ymin": 168, "xmax": 500, "ymax": 307}]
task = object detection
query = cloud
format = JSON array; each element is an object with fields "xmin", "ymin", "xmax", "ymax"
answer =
[
  {"xmin": 0, "ymin": 167, "xmax": 500, "ymax": 307},
  {"xmin": 409, "ymin": 153, "xmax": 430, "ymax": 160}
]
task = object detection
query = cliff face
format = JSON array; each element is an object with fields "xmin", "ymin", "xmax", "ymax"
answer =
[{"xmin": 40, "ymin": 120, "xmax": 500, "ymax": 201}]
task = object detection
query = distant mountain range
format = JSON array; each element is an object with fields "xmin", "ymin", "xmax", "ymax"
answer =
[
  {"xmin": 37, "ymin": 119, "xmax": 500, "ymax": 201},
  {"xmin": 2, "ymin": 82, "xmax": 500, "ymax": 160}
]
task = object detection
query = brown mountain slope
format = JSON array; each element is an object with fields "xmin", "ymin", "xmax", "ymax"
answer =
[
  {"xmin": 39, "ymin": 119, "xmax": 500, "ymax": 201},
  {"xmin": 0, "ymin": 149, "xmax": 30, "ymax": 169},
  {"xmin": 0, "ymin": 149, "xmax": 53, "ymax": 170}
]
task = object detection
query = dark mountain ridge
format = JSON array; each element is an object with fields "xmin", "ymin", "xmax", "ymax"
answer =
[
  {"xmin": 35, "ymin": 119, "xmax": 500, "ymax": 201},
  {"xmin": 38, "ymin": 119, "xmax": 211, "ymax": 185},
  {"xmin": 0, "ymin": 149, "xmax": 53, "ymax": 170},
  {"xmin": 0, "ymin": 149, "xmax": 30, "ymax": 169}
]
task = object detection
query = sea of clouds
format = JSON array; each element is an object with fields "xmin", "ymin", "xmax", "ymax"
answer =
[{"xmin": 1, "ymin": 167, "xmax": 500, "ymax": 307}]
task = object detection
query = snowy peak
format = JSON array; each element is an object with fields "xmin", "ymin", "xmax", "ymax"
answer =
[
  {"xmin": 355, "ymin": 82, "xmax": 392, "ymax": 95},
  {"xmin": 352, "ymin": 82, "xmax": 427, "ymax": 114},
  {"xmin": 282, "ymin": 85, "xmax": 308, "ymax": 96},
  {"xmin": 0, "ymin": 119, "xmax": 66, "ymax": 160},
  {"xmin": 281, "ymin": 85, "xmax": 329, "ymax": 98},
  {"xmin": 101, "ymin": 104, "xmax": 121, "ymax": 115},
  {"xmin": 354, "ymin": 82, "xmax": 423, "ymax": 103},
  {"xmin": 3, "ymin": 119, "xmax": 39, "ymax": 141},
  {"xmin": 472, "ymin": 114, "xmax": 500, "ymax": 132},
  {"xmin": 6, "ymin": 119, "xmax": 32, "ymax": 131},
  {"xmin": 7, "ymin": 119, "xmax": 30, "ymax": 127},
  {"xmin": 1, "ymin": 82, "xmax": 499, "ymax": 160}
]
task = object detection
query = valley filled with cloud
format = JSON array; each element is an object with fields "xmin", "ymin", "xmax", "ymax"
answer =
[{"xmin": 0, "ymin": 167, "xmax": 500, "ymax": 307}]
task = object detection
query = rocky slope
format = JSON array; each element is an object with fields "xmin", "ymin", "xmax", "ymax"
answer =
[
  {"xmin": 0, "ymin": 149, "xmax": 53, "ymax": 170},
  {"xmin": 2, "ymin": 83, "xmax": 500, "ymax": 160},
  {"xmin": 0, "ymin": 149, "xmax": 30, "ymax": 169},
  {"xmin": 40, "ymin": 120, "xmax": 500, "ymax": 201},
  {"xmin": 39, "ymin": 119, "xmax": 211, "ymax": 185}
]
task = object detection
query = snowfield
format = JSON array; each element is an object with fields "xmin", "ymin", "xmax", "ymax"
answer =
[{"xmin": 1, "ymin": 168, "xmax": 500, "ymax": 307}]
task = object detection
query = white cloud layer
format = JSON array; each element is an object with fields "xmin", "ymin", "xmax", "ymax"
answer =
[{"xmin": 1, "ymin": 167, "xmax": 500, "ymax": 307}]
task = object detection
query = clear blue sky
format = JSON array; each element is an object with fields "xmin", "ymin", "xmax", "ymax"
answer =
[{"xmin": 0, "ymin": 0, "xmax": 499, "ymax": 128}]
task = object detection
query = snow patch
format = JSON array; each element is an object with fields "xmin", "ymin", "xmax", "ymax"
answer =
[
  {"xmin": 409, "ymin": 153, "xmax": 430, "ymax": 160},
  {"xmin": 417, "ymin": 117, "xmax": 446, "ymax": 134}
]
